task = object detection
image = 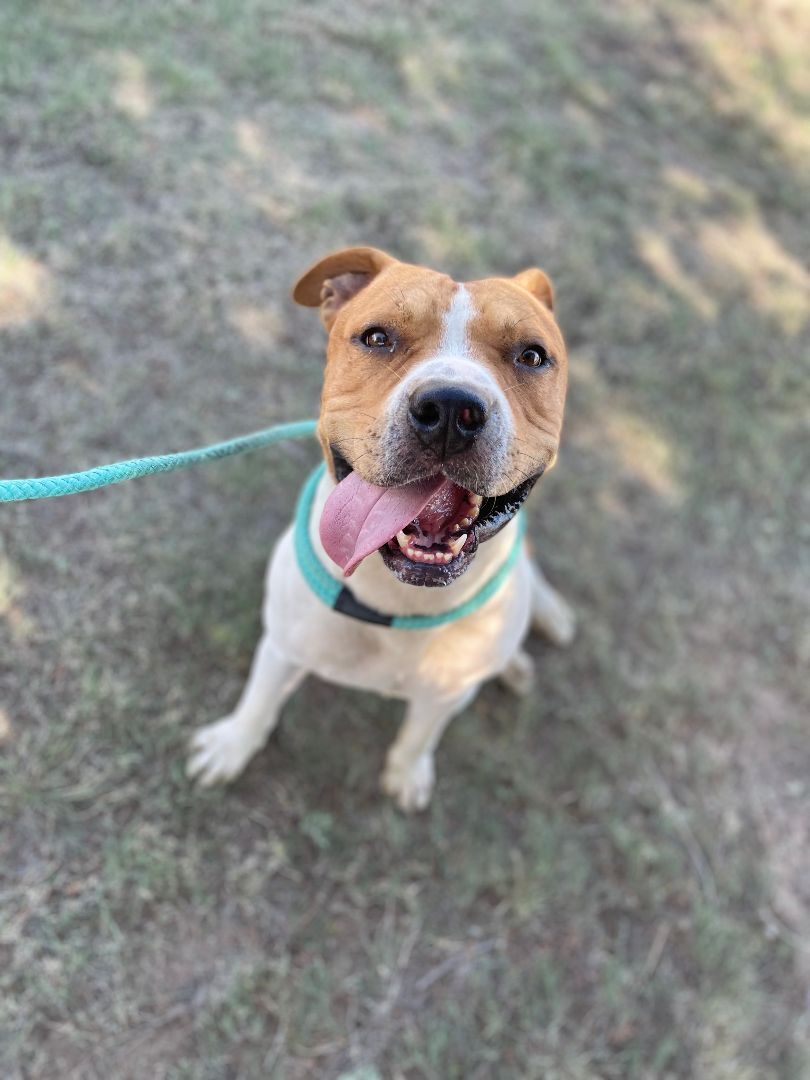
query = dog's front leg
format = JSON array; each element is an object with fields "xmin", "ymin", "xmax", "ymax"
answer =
[
  {"xmin": 528, "ymin": 556, "xmax": 576, "ymax": 647},
  {"xmin": 187, "ymin": 635, "xmax": 305, "ymax": 786},
  {"xmin": 381, "ymin": 687, "xmax": 478, "ymax": 812}
]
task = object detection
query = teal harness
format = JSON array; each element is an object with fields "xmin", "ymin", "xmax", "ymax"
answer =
[
  {"xmin": 294, "ymin": 463, "xmax": 525, "ymax": 629},
  {"xmin": 1, "ymin": 419, "xmax": 524, "ymax": 629}
]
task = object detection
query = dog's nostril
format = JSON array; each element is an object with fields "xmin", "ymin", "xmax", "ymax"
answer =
[
  {"xmin": 458, "ymin": 404, "xmax": 485, "ymax": 433},
  {"xmin": 412, "ymin": 400, "xmax": 441, "ymax": 429}
]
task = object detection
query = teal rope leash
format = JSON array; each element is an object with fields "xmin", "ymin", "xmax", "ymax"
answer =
[{"xmin": 0, "ymin": 419, "xmax": 318, "ymax": 502}]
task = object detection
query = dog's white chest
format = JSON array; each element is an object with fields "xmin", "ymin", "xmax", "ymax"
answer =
[{"xmin": 263, "ymin": 527, "xmax": 532, "ymax": 701}]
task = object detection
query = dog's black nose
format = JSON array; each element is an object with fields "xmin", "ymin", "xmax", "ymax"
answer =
[{"xmin": 408, "ymin": 386, "xmax": 488, "ymax": 457}]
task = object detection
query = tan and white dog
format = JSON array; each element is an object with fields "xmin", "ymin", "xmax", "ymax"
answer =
[{"xmin": 187, "ymin": 247, "xmax": 575, "ymax": 810}]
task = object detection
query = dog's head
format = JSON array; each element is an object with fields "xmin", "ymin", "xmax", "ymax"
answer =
[{"xmin": 293, "ymin": 246, "xmax": 567, "ymax": 587}]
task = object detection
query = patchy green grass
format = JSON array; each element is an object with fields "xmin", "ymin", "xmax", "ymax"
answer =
[{"xmin": 1, "ymin": 0, "xmax": 809, "ymax": 1076}]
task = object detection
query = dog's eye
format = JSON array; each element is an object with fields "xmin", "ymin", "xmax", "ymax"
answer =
[
  {"xmin": 517, "ymin": 344, "xmax": 552, "ymax": 369},
  {"xmin": 361, "ymin": 327, "xmax": 392, "ymax": 349}
]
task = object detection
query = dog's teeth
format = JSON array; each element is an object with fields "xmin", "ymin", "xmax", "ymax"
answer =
[
  {"xmin": 468, "ymin": 506, "xmax": 479, "ymax": 521},
  {"xmin": 447, "ymin": 534, "xmax": 466, "ymax": 557},
  {"xmin": 459, "ymin": 517, "xmax": 472, "ymax": 528},
  {"xmin": 449, "ymin": 522, "xmax": 461, "ymax": 533},
  {"xmin": 469, "ymin": 493, "xmax": 482, "ymax": 507},
  {"xmin": 403, "ymin": 539, "xmax": 459, "ymax": 565}
]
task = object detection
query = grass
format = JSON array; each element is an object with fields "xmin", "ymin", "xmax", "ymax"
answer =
[{"xmin": 1, "ymin": 0, "xmax": 809, "ymax": 1076}]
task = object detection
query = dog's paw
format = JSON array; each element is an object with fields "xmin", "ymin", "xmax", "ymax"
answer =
[
  {"xmin": 498, "ymin": 649, "xmax": 536, "ymax": 697},
  {"xmin": 532, "ymin": 591, "xmax": 576, "ymax": 648},
  {"xmin": 381, "ymin": 753, "xmax": 435, "ymax": 813},
  {"xmin": 186, "ymin": 716, "xmax": 260, "ymax": 786}
]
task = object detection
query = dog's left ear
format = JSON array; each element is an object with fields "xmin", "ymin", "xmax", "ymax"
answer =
[
  {"xmin": 292, "ymin": 246, "xmax": 396, "ymax": 331},
  {"xmin": 511, "ymin": 268, "xmax": 554, "ymax": 311}
]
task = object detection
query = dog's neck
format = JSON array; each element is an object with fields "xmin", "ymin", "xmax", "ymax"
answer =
[{"xmin": 308, "ymin": 469, "xmax": 519, "ymax": 618}]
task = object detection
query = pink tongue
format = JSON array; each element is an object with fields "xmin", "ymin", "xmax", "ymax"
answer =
[{"xmin": 320, "ymin": 470, "xmax": 447, "ymax": 576}]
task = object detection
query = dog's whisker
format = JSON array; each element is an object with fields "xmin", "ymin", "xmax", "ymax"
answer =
[{"xmin": 380, "ymin": 360, "xmax": 404, "ymax": 384}]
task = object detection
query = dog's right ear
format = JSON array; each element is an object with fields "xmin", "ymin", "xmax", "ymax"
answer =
[{"xmin": 292, "ymin": 246, "xmax": 396, "ymax": 331}]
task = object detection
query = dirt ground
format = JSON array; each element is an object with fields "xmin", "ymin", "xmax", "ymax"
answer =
[{"xmin": 1, "ymin": 1, "xmax": 809, "ymax": 1077}]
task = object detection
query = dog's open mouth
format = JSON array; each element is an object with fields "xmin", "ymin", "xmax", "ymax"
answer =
[
  {"xmin": 320, "ymin": 451, "xmax": 539, "ymax": 587},
  {"xmin": 388, "ymin": 484, "xmax": 481, "ymax": 565}
]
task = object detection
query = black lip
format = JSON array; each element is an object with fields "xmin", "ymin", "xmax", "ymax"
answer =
[
  {"xmin": 475, "ymin": 473, "xmax": 540, "ymax": 544},
  {"xmin": 332, "ymin": 448, "xmax": 353, "ymax": 483},
  {"xmin": 329, "ymin": 444, "xmax": 542, "ymax": 587}
]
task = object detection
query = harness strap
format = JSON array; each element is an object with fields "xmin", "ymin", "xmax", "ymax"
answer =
[{"xmin": 293, "ymin": 464, "xmax": 525, "ymax": 630}]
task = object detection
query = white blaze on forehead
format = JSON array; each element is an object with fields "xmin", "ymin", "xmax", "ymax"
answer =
[
  {"xmin": 379, "ymin": 280, "xmax": 514, "ymax": 473},
  {"xmin": 439, "ymin": 284, "xmax": 475, "ymax": 358}
]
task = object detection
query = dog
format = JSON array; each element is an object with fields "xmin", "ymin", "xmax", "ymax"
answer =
[{"xmin": 187, "ymin": 247, "xmax": 575, "ymax": 810}]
